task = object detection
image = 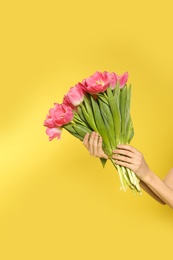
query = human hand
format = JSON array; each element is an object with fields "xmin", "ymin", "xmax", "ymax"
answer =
[
  {"xmin": 83, "ymin": 132, "xmax": 108, "ymax": 159},
  {"xmin": 112, "ymin": 144, "xmax": 151, "ymax": 181}
]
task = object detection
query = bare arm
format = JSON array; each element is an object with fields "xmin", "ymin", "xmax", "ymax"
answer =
[
  {"xmin": 113, "ymin": 144, "xmax": 173, "ymax": 208},
  {"xmin": 137, "ymin": 181, "xmax": 166, "ymax": 205},
  {"xmin": 83, "ymin": 132, "xmax": 173, "ymax": 208}
]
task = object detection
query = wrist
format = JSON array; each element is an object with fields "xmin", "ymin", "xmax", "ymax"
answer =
[{"xmin": 141, "ymin": 169, "xmax": 154, "ymax": 184}]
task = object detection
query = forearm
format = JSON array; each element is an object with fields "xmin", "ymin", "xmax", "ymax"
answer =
[
  {"xmin": 139, "ymin": 180, "xmax": 166, "ymax": 205},
  {"xmin": 142, "ymin": 170, "xmax": 173, "ymax": 208}
]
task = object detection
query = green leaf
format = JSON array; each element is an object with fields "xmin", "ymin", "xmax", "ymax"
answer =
[
  {"xmin": 73, "ymin": 111, "xmax": 88, "ymax": 126},
  {"xmin": 97, "ymin": 93, "xmax": 109, "ymax": 105},
  {"xmin": 63, "ymin": 124, "xmax": 83, "ymax": 141},
  {"xmin": 73, "ymin": 124, "xmax": 92, "ymax": 139},
  {"xmin": 107, "ymin": 86, "xmax": 121, "ymax": 143},
  {"xmin": 80, "ymin": 98, "xmax": 98, "ymax": 132},
  {"xmin": 76, "ymin": 106, "xmax": 89, "ymax": 126},
  {"xmin": 90, "ymin": 95, "xmax": 112, "ymax": 154},
  {"xmin": 120, "ymin": 86, "xmax": 128, "ymax": 142},
  {"xmin": 120, "ymin": 85, "xmax": 134, "ymax": 144},
  {"xmin": 99, "ymin": 158, "xmax": 107, "ymax": 168},
  {"xmin": 126, "ymin": 116, "xmax": 134, "ymax": 144},
  {"xmin": 125, "ymin": 85, "xmax": 134, "ymax": 143},
  {"xmin": 63, "ymin": 122, "xmax": 92, "ymax": 141},
  {"xmin": 98, "ymin": 97, "xmax": 116, "ymax": 150}
]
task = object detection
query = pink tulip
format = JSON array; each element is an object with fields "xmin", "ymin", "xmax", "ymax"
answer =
[
  {"xmin": 119, "ymin": 72, "xmax": 128, "ymax": 88},
  {"xmin": 53, "ymin": 103, "xmax": 74, "ymax": 126},
  {"xmin": 110, "ymin": 72, "xmax": 129, "ymax": 89},
  {"xmin": 110, "ymin": 73, "xmax": 119, "ymax": 89},
  {"xmin": 44, "ymin": 115, "xmax": 55, "ymax": 128},
  {"xmin": 44, "ymin": 103, "xmax": 74, "ymax": 127},
  {"xmin": 46, "ymin": 127, "xmax": 62, "ymax": 141},
  {"xmin": 82, "ymin": 71, "xmax": 113, "ymax": 94},
  {"xmin": 63, "ymin": 83, "xmax": 85, "ymax": 107}
]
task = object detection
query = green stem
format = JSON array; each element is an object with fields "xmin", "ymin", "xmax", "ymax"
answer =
[{"xmin": 110, "ymin": 158, "xmax": 141, "ymax": 194}]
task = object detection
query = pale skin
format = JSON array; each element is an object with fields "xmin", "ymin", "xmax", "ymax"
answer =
[{"xmin": 83, "ymin": 132, "xmax": 173, "ymax": 208}]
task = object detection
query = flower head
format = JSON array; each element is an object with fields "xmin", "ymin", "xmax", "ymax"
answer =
[
  {"xmin": 111, "ymin": 72, "xmax": 129, "ymax": 89},
  {"xmin": 44, "ymin": 103, "xmax": 74, "ymax": 127},
  {"xmin": 63, "ymin": 83, "xmax": 85, "ymax": 108},
  {"xmin": 82, "ymin": 71, "xmax": 113, "ymax": 94},
  {"xmin": 46, "ymin": 127, "xmax": 62, "ymax": 141}
]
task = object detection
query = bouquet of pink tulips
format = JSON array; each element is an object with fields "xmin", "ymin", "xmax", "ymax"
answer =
[{"xmin": 44, "ymin": 71, "xmax": 141, "ymax": 194}]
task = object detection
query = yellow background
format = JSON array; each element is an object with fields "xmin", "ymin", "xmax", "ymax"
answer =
[{"xmin": 1, "ymin": 0, "xmax": 173, "ymax": 259}]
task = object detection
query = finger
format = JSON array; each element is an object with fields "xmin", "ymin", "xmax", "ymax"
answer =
[
  {"xmin": 83, "ymin": 133, "xmax": 90, "ymax": 148},
  {"xmin": 115, "ymin": 144, "xmax": 141, "ymax": 156},
  {"xmin": 88, "ymin": 132, "xmax": 96, "ymax": 155},
  {"xmin": 114, "ymin": 159, "xmax": 132, "ymax": 170},
  {"xmin": 98, "ymin": 135, "xmax": 102, "ymax": 150},
  {"xmin": 98, "ymin": 136, "xmax": 108, "ymax": 159},
  {"xmin": 112, "ymin": 148, "xmax": 134, "ymax": 159},
  {"xmin": 112, "ymin": 154, "xmax": 133, "ymax": 164},
  {"xmin": 92, "ymin": 133, "xmax": 99, "ymax": 157}
]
